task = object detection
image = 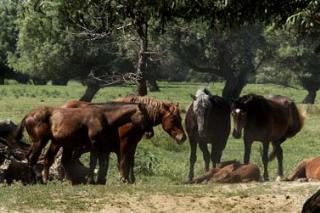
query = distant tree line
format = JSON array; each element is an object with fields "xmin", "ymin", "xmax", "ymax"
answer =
[{"xmin": 0, "ymin": 0, "xmax": 319, "ymax": 103}]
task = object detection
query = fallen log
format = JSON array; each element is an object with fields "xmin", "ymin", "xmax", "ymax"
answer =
[{"xmin": 0, "ymin": 119, "xmax": 89, "ymax": 184}]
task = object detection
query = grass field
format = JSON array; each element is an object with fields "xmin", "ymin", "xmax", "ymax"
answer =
[{"xmin": 0, "ymin": 81, "xmax": 319, "ymax": 212}]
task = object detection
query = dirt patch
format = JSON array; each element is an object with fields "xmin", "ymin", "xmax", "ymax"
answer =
[{"xmin": 98, "ymin": 182, "xmax": 319, "ymax": 213}]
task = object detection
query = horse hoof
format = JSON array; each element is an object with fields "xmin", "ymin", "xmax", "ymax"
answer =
[
  {"xmin": 97, "ymin": 179, "xmax": 106, "ymax": 185},
  {"xmin": 275, "ymin": 176, "xmax": 283, "ymax": 182},
  {"xmin": 120, "ymin": 177, "xmax": 129, "ymax": 183}
]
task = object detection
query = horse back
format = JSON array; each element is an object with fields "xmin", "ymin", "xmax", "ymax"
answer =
[
  {"xmin": 208, "ymin": 96, "xmax": 231, "ymax": 133},
  {"xmin": 50, "ymin": 107, "xmax": 106, "ymax": 143},
  {"xmin": 305, "ymin": 157, "xmax": 320, "ymax": 179}
]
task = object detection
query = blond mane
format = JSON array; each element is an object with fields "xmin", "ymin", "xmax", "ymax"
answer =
[{"xmin": 114, "ymin": 95, "xmax": 180, "ymax": 124}]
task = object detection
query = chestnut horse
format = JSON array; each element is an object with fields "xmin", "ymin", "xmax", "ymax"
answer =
[
  {"xmin": 15, "ymin": 103, "xmax": 152, "ymax": 184},
  {"xmin": 282, "ymin": 157, "xmax": 320, "ymax": 181},
  {"xmin": 63, "ymin": 96, "xmax": 186, "ymax": 183},
  {"xmin": 231, "ymin": 94, "xmax": 305, "ymax": 181},
  {"xmin": 189, "ymin": 160, "xmax": 261, "ymax": 184},
  {"xmin": 185, "ymin": 88, "xmax": 231, "ymax": 181}
]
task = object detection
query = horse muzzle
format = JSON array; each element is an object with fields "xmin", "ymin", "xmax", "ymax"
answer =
[
  {"xmin": 175, "ymin": 133, "xmax": 186, "ymax": 144},
  {"xmin": 144, "ymin": 129, "xmax": 154, "ymax": 139},
  {"xmin": 232, "ymin": 129, "xmax": 242, "ymax": 139}
]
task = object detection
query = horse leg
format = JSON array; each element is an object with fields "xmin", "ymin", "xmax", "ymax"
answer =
[
  {"xmin": 271, "ymin": 141, "xmax": 284, "ymax": 181},
  {"xmin": 211, "ymin": 143, "xmax": 224, "ymax": 168},
  {"xmin": 275, "ymin": 144, "xmax": 284, "ymax": 180},
  {"xmin": 88, "ymin": 149, "xmax": 98, "ymax": 184},
  {"xmin": 116, "ymin": 151, "xmax": 121, "ymax": 171},
  {"xmin": 42, "ymin": 143, "xmax": 60, "ymax": 183},
  {"xmin": 199, "ymin": 142, "xmax": 210, "ymax": 172},
  {"xmin": 128, "ymin": 142, "xmax": 138, "ymax": 184},
  {"xmin": 96, "ymin": 152, "xmax": 109, "ymax": 185},
  {"xmin": 262, "ymin": 142, "xmax": 270, "ymax": 181},
  {"xmin": 243, "ymin": 140, "xmax": 252, "ymax": 164},
  {"xmin": 188, "ymin": 138, "xmax": 197, "ymax": 181},
  {"xmin": 28, "ymin": 138, "xmax": 49, "ymax": 183},
  {"xmin": 28, "ymin": 138, "xmax": 49, "ymax": 166},
  {"xmin": 61, "ymin": 148, "xmax": 76, "ymax": 184},
  {"xmin": 119, "ymin": 141, "xmax": 129, "ymax": 183}
]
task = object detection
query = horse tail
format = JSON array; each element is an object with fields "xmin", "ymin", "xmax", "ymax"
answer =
[
  {"xmin": 268, "ymin": 143, "xmax": 283, "ymax": 162},
  {"xmin": 286, "ymin": 102, "xmax": 306, "ymax": 138},
  {"xmin": 268, "ymin": 146, "xmax": 277, "ymax": 162},
  {"xmin": 14, "ymin": 115, "xmax": 27, "ymax": 141}
]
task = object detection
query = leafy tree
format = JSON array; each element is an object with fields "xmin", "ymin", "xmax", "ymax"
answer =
[
  {"xmin": 9, "ymin": 1, "xmax": 131, "ymax": 100},
  {"xmin": 277, "ymin": 36, "xmax": 320, "ymax": 104},
  {"xmin": 169, "ymin": 22, "xmax": 267, "ymax": 101},
  {"xmin": 0, "ymin": 0, "xmax": 20, "ymax": 84}
]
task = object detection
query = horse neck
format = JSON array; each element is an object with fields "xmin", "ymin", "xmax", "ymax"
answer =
[
  {"xmin": 104, "ymin": 106, "xmax": 138, "ymax": 126},
  {"xmin": 147, "ymin": 107, "xmax": 164, "ymax": 127}
]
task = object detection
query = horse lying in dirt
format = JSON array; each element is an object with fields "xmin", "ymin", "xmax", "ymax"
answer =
[
  {"xmin": 188, "ymin": 160, "xmax": 261, "ymax": 184},
  {"xmin": 282, "ymin": 157, "xmax": 320, "ymax": 182}
]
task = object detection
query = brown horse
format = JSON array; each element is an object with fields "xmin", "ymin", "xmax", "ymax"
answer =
[
  {"xmin": 15, "ymin": 103, "xmax": 152, "ymax": 184},
  {"xmin": 64, "ymin": 96, "xmax": 186, "ymax": 183},
  {"xmin": 231, "ymin": 94, "xmax": 305, "ymax": 181},
  {"xmin": 188, "ymin": 160, "xmax": 261, "ymax": 184},
  {"xmin": 185, "ymin": 88, "xmax": 231, "ymax": 181},
  {"xmin": 282, "ymin": 157, "xmax": 320, "ymax": 182}
]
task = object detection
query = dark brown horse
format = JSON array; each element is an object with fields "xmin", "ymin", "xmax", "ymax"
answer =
[
  {"xmin": 15, "ymin": 103, "xmax": 152, "ymax": 184},
  {"xmin": 185, "ymin": 88, "xmax": 231, "ymax": 181},
  {"xmin": 231, "ymin": 94, "xmax": 305, "ymax": 181},
  {"xmin": 63, "ymin": 96, "xmax": 186, "ymax": 183},
  {"xmin": 302, "ymin": 189, "xmax": 320, "ymax": 213}
]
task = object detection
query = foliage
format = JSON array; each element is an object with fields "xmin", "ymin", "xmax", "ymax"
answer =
[
  {"xmin": 8, "ymin": 1, "xmax": 127, "ymax": 82},
  {"xmin": 0, "ymin": 0, "xmax": 19, "ymax": 62},
  {"xmin": 135, "ymin": 148, "xmax": 159, "ymax": 176}
]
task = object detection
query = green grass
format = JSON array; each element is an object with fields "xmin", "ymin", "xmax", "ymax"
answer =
[{"xmin": 0, "ymin": 81, "xmax": 319, "ymax": 212}]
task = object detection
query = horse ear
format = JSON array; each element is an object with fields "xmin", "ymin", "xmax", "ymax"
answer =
[
  {"xmin": 244, "ymin": 95, "xmax": 254, "ymax": 104},
  {"xmin": 176, "ymin": 103, "xmax": 179, "ymax": 107},
  {"xmin": 190, "ymin": 94, "xmax": 196, "ymax": 100}
]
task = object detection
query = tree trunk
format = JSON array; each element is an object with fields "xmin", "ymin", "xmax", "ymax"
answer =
[
  {"xmin": 216, "ymin": 41, "xmax": 246, "ymax": 102},
  {"xmin": 0, "ymin": 77, "xmax": 3, "ymax": 85},
  {"xmin": 135, "ymin": 22, "xmax": 148, "ymax": 96},
  {"xmin": 147, "ymin": 79, "xmax": 160, "ymax": 92},
  {"xmin": 303, "ymin": 89, "xmax": 317, "ymax": 104},
  {"xmin": 80, "ymin": 83, "xmax": 100, "ymax": 102},
  {"xmin": 222, "ymin": 76, "xmax": 247, "ymax": 101}
]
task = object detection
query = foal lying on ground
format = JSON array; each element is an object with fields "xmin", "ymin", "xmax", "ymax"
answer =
[
  {"xmin": 188, "ymin": 160, "xmax": 261, "ymax": 184},
  {"xmin": 282, "ymin": 157, "xmax": 320, "ymax": 181}
]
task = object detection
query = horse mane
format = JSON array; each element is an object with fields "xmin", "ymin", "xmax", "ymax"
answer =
[
  {"xmin": 195, "ymin": 88, "xmax": 230, "ymax": 112},
  {"xmin": 236, "ymin": 94, "xmax": 271, "ymax": 112},
  {"xmin": 114, "ymin": 95, "xmax": 179, "ymax": 124},
  {"xmin": 194, "ymin": 89, "xmax": 212, "ymax": 110}
]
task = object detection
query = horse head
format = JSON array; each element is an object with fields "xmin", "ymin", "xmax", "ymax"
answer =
[
  {"xmin": 161, "ymin": 103, "xmax": 186, "ymax": 144},
  {"xmin": 192, "ymin": 88, "xmax": 212, "ymax": 137},
  {"xmin": 231, "ymin": 96, "xmax": 251, "ymax": 139}
]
